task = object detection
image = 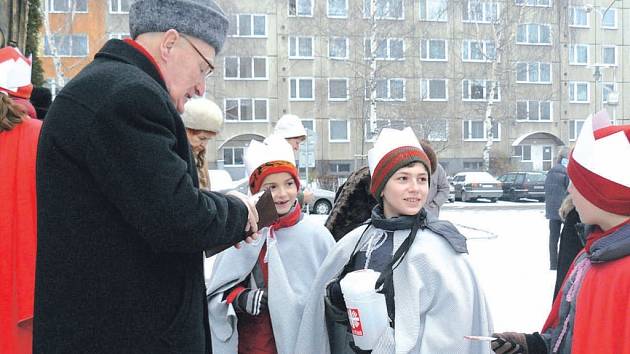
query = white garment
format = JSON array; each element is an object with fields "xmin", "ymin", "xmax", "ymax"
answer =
[
  {"xmin": 295, "ymin": 224, "xmax": 494, "ymax": 354},
  {"xmin": 207, "ymin": 216, "xmax": 335, "ymax": 354}
]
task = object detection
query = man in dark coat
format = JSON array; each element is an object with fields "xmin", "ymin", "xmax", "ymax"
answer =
[
  {"xmin": 33, "ymin": 1, "xmax": 259, "ymax": 353},
  {"xmin": 544, "ymin": 148, "xmax": 570, "ymax": 270}
]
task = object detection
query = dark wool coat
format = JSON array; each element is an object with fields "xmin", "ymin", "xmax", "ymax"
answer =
[
  {"xmin": 34, "ymin": 40, "xmax": 248, "ymax": 353},
  {"xmin": 544, "ymin": 163, "xmax": 569, "ymax": 220},
  {"xmin": 553, "ymin": 209, "xmax": 583, "ymax": 299}
]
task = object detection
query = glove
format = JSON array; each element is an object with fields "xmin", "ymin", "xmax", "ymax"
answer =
[
  {"xmin": 325, "ymin": 278, "xmax": 347, "ymax": 313},
  {"xmin": 491, "ymin": 332, "xmax": 527, "ymax": 354},
  {"xmin": 234, "ymin": 288, "xmax": 268, "ymax": 316}
]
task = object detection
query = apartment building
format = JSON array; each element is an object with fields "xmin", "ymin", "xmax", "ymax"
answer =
[{"xmin": 39, "ymin": 0, "xmax": 629, "ymax": 187}]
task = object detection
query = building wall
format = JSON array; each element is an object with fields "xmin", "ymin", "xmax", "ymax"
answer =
[{"xmin": 38, "ymin": 0, "xmax": 629, "ymax": 182}]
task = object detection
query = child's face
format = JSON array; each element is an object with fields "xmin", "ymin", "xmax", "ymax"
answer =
[
  {"xmin": 381, "ymin": 162, "xmax": 429, "ymax": 218},
  {"xmin": 568, "ymin": 182, "xmax": 600, "ymax": 226},
  {"xmin": 260, "ymin": 172, "xmax": 298, "ymax": 216}
]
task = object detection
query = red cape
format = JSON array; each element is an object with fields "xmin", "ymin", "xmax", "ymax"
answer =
[
  {"xmin": 543, "ymin": 250, "xmax": 630, "ymax": 354},
  {"xmin": 0, "ymin": 117, "xmax": 42, "ymax": 354}
]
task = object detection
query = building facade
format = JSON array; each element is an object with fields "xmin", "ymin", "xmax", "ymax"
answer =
[{"xmin": 39, "ymin": 0, "xmax": 629, "ymax": 188}]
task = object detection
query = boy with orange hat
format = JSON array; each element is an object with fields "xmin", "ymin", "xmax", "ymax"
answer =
[
  {"xmin": 207, "ymin": 136, "xmax": 335, "ymax": 354},
  {"xmin": 492, "ymin": 111, "xmax": 630, "ymax": 354}
]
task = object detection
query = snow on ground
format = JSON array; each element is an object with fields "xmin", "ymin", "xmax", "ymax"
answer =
[{"xmin": 307, "ymin": 202, "xmax": 555, "ymax": 333}]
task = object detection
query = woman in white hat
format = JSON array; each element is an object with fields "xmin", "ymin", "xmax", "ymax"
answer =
[
  {"xmin": 181, "ymin": 97, "xmax": 223, "ymax": 191},
  {"xmin": 295, "ymin": 127, "xmax": 493, "ymax": 354}
]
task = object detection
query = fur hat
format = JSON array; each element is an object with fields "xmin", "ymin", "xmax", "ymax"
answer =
[
  {"xmin": 368, "ymin": 127, "xmax": 431, "ymax": 202},
  {"xmin": 244, "ymin": 135, "xmax": 300, "ymax": 194},
  {"xmin": 0, "ymin": 46, "xmax": 32, "ymax": 99},
  {"xmin": 274, "ymin": 114, "xmax": 307, "ymax": 139},
  {"xmin": 181, "ymin": 97, "xmax": 223, "ymax": 132},
  {"xmin": 325, "ymin": 166, "xmax": 377, "ymax": 241},
  {"xmin": 567, "ymin": 110, "xmax": 630, "ymax": 215},
  {"xmin": 129, "ymin": 0, "xmax": 229, "ymax": 53}
]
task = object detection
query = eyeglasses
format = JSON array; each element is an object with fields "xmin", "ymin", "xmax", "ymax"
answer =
[{"xmin": 180, "ymin": 34, "xmax": 215, "ymax": 79}]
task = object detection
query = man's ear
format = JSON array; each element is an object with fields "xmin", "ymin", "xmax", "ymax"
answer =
[{"xmin": 159, "ymin": 29, "xmax": 179, "ymax": 62}]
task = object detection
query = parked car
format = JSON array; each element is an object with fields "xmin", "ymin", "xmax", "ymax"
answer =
[
  {"xmin": 211, "ymin": 174, "xmax": 335, "ymax": 215},
  {"xmin": 452, "ymin": 172, "xmax": 502, "ymax": 202},
  {"xmin": 498, "ymin": 172, "xmax": 546, "ymax": 202},
  {"xmin": 448, "ymin": 183, "xmax": 455, "ymax": 203}
]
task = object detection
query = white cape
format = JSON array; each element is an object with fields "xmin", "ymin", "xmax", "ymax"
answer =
[
  {"xmin": 295, "ymin": 223, "xmax": 494, "ymax": 354},
  {"xmin": 207, "ymin": 216, "xmax": 335, "ymax": 353}
]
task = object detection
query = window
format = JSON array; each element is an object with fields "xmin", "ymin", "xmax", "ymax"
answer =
[
  {"xmin": 301, "ymin": 119, "xmax": 315, "ymax": 132},
  {"xmin": 602, "ymin": 46, "xmax": 617, "ymax": 65},
  {"xmin": 568, "ymin": 82, "xmax": 590, "ymax": 104},
  {"xmin": 364, "ymin": 38, "xmax": 404, "ymax": 60},
  {"xmin": 224, "ymin": 57, "xmax": 267, "ymax": 80},
  {"xmin": 223, "ymin": 147, "xmax": 244, "ymax": 166},
  {"xmin": 329, "ymin": 79, "xmax": 349, "ymax": 101},
  {"xmin": 224, "ymin": 98, "xmax": 268, "ymax": 122},
  {"xmin": 289, "ymin": 0, "xmax": 312, "ymax": 16},
  {"xmin": 228, "ymin": 14, "xmax": 266, "ymax": 37},
  {"xmin": 516, "ymin": 100, "xmax": 551, "ymax": 121},
  {"xmin": 330, "ymin": 163, "xmax": 351, "ymax": 173},
  {"xmin": 462, "ymin": 80, "xmax": 500, "ymax": 101},
  {"xmin": 424, "ymin": 118, "xmax": 449, "ymax": 141},
  {"xmin": 569, "ymin": 7, "xmax": 589, "ymax": 27},
  {"xmin": 601, "ymin": 8, "xmax": 617, "ymax": 29},
  {"xmin": 569, "ymin": 82, "xmax": 589, "ymax": 103},
  {"xmin": 420, "ymin": 39, "xmax": 447, "ymax": 61},
  {"xmin": 569, "ymin": 120, "xmax": 584, "ymax": 141},
  {"xmin": 109, "ymin": 0, "xmax": 129, "ymax": 13},
  {"xmin": 462, "ymin": 40, "xmax": 496, "ymax": 61},
  {"xmin": 108, "ymin": 33, "xmax": 130, "ymax": 40},
  {"xmin": 328, "ymin": 0, "xmax": 347, "ymax": 17},
  {"xmin": 419, "ymin": 0, "xmax": 447, "ymax": 21},
  {"xmin": 516, "ymin": 24, "xmax": 551, "ymax": 45},
  {"xmin": 569, "ymin": 44, "xmax": 589, "ymax": 65},
  {"xmin": 516, "ymin": 62, "xmax": 551, "ymax": 83},
  {"xmin": 329, "ymin": 120, "xmax": 350, "ymax": 142},
  {"xmin": 290, "ymin": 78, "xmax": 314, "ymax": 100},
  {"xmin": 463, "ymin": 1, "xmax": 498, "ymax": 23},
  {"xmin": 420, "ymin": 79, "xmax": 447, "ymax": 101},
  {"xmin": 602, "ymin": 83, "xmax": 617, "ymax": 104},
  {"xmin": 46, "ymin": 0, "xmax": 87, "ymax": 12},
  {"xmin": 367, "ymin": 79, "xmax": 405, "ymax": 101},
  {"xmin": 463, "ymin": 161, "xmax": 483, "ymax": 169},
  {"xmin": 515, "ymin": 0, "xmax": 550, "ymax": 6},
  {"xmin": 329, "ymin": 37, "xmax": 348, "ymax": 59},
  {"xmin": 513, "ymin": 145, "xmax": 532, "ymax": 161},
  {"xmin": 44, "ymin": 34, "xmax": 88, "ymax": 57},
  {"xmin": 463, "ymin": 120, "xmax": 500, "ymax": 140},
  {"xmin": 289, "ymin": 36, "xmax": 314, "ymax": 59},
  {"xmin": 363, "ymin": 0, "xmax": 404, "ymax": 19}
]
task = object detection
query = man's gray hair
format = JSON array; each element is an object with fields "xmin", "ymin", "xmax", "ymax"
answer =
[{"xmin": 129, "ymin": 0, "xmax": 229, "ymax": 53}]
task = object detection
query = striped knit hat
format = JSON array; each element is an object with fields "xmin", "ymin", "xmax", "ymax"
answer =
[
  {"xmin": 567, "ymin": 110, "xmax": 630, "ymax": 215},
  {"xmin": 244, "ymin": 135, "xmax": 300, "ymax": 194},
  {"xmin": 368, "ymin": 127, "xmax": 431, "ymax": 202}
]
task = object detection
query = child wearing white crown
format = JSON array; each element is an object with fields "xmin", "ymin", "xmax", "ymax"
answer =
[
  {"xmin": 206, "ymin": 135, "xmax": 335, "ymax": 354},
  {"xmin": 492, "ymin": 111, "xmax": 630, "ymax": 354},
  {"xmin": 295, "ymin": 127, "xmax": 493, "ymax": 353}
]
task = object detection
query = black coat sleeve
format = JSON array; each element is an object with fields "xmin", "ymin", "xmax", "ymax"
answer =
[{"xmin": 85, "ymin": 83, "xmax": 248, "ymax": 253}]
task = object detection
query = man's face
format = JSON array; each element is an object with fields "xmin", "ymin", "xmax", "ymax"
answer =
[{"xmin": 162, "ymin": 33, "xmax": 216, "ymax": 113}]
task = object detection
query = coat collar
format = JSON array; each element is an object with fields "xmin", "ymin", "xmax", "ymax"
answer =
[{"xmin": 95, "ymin": 39, "xmax": 167, "ymax": 92}]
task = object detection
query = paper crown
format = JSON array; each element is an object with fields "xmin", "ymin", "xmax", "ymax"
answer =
[
  {"xmin": 244, "ymin": 135, "xmax": 298, "ymax": 193},
  {"xmin": 367, "ymin": 127, "xmax": 431, "ymax": 201},
  {"xmin": 0, "ymin": 46, "xmax": 33, "ymax": 99},
  {"xmin": 568, "ymin": 110, "xmax": 630, "ymax": 215}
]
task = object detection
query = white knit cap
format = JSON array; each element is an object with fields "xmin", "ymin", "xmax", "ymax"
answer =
[
  {"xmin": 181, "ymin": 97, "xmax": 223, "ymax": 133},
  {"xmin": 274, "ymin": 114, "xmax": 307, "ymax": 139}
]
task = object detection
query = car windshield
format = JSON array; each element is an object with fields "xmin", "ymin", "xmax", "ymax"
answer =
[{"xmin": 526, "ymin": 173, "xmax": 546, "ymax": 183}]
